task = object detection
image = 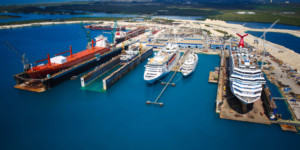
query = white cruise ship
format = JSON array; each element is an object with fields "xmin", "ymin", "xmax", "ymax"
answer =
[
  {"xmin": 144, "ymin": 43, "xmax": 180, "ymax": 83},
  {"xmin": 180, "ymin": 52, "xmax": 198, "ymax": 77},
  {"xmin": 229, "ymin": 46, "xmax": 266, "ymax": 104}
]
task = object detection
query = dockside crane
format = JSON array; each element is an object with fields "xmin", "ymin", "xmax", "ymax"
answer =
[
  {"xmin": 80, "ymin": 22, "xmax": 92, "ymax": 49},
  {"xmin": 5, "ymin": 41, "xmax": 30, "ymax": 71},
  {"xmin": 259, "ymin": 19, "xmax": 280, "ymax": 71},
  {"xmin": 254, "ymin": 19, "xmax": 279, "ymax": 45}
]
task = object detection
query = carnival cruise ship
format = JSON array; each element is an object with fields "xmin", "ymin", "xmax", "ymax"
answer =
[
  {"xmin": 229, "ymin": 45, "xmax": 266, "ymax": 104},
  {"xmin": 144, "ymin": 43, "xmax": 180, "ymax": 84}
]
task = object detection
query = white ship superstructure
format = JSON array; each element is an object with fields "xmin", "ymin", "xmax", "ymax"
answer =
[
  {"xmin": 181, "ymin": 52, "xmax": 198, "ymax": 77},
  {"xmin": 120, "ymin": 44, "xmax": 139, "ymax": 63},
  {"xmin": 229, "ymin": 47, "xmax": 266, "ymax": 104},
  {"xmin": 144, "ymin": 43, "xmax": 180, "ymax": 83}
]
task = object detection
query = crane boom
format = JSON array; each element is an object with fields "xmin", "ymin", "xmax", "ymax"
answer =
[
  {"xmin": 259, "ymin": 19, "xmax": 279, "ymax": 39},
  {"xmin": 4, "ymin": 41, "xmax": 30, "ymax": 71},
  {"xmin": 81, "ymin": 22, "xmax": 91, "ymax": 43}
]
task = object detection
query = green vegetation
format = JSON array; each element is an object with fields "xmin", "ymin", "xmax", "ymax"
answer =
[
  {"xmin": 206, "ymin": 3, "xmax": 300, "ymax": 26},
  {"xmin": 208, "ymin": 11, "xmax": 300, "ymax": 26},
  {"xmin": 202, "ymin": 29, "xmax": 211, "ymax": 36},
  {"xmin": 151, "ymin": 18, "xmax": 175, "ymax": 25},
  {"xmin": 0, "ymin": 2, "xmax": 300, "ymax": 26},
  {"xmin": 215, "ymin": 29, "xmax": 228, "ymax": 35}
]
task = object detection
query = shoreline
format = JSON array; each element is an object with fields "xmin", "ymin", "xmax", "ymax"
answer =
[
  {"xmin": 0, "ymin": 20, "xmax": 103, "ymax": 29},
  {"xmin": 193, "ymin": 19, "xmax": 300, "ymax": 71},
  {"xmin": 1, "ymin": 19, "xmax": 299, "ymax": 70}
]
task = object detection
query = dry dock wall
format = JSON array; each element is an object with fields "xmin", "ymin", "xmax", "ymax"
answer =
[
  {"xmin": 81, "ymin": 56, "xmax": 120, "ymax": 87},
  {"xmin": 103, "ymin": 48, "xmax": 153, "ymax": 90}
]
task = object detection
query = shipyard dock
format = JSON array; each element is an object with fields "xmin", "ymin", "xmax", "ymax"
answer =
[
  {"xmin": 14, "ymin": 47, "xmax": 122, "ymax": 92},
  {"xmin": 81, "ymin": 46, "xmax": 153, "ymax": 91},
  {"xmin": 214, "ymin": 47, "xmax": 300, "ymax": 132}
]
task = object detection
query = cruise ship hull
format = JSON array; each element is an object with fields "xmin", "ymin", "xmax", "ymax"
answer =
[
  {"xmin": 144, "ymin": 51, "xmax": 180, "ymax": 84},
  {"xmin": 229, "ymin": 81, "xmax": 261, "ymax": 105},
  {"xmin": 144, "ymin": 71, "xmax": 168, "ymax": 84},
  {"xmin": 228, "ymin": 47, "xmax": 265, "ymax": 104},
  {"xmin": 181, "ymin": 54, "xmax": 198, "ymax": 77}
]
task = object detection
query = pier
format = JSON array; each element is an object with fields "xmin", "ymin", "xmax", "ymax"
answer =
[
  {"xmin": 146, "ymin": 71, "xmax": 177, "ymax": 106},
  {"xmin": 172, "ymin": 50, "xmax": 190, "ymax": 71},
  {"xmin": 146, "ymin": 49, "xmax": 188, "ymax": 106}
]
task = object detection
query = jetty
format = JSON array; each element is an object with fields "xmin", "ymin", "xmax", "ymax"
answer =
[
  {"xmin": 146, "ymin": 71, "xmax": 177, "ymax": 106},
  {"xmin": 146, "ymin": 50, "xmax": 191, "ymax": 106}
]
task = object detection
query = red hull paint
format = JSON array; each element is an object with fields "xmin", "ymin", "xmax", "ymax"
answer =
[{"xmin": 27, "ymin": 47, "xmax": 110, "ymax": 78}]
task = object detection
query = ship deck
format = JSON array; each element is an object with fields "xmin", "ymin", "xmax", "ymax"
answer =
[{"xmin": 30, "ymin": 47, "xmax": 105, "ymax": 71}]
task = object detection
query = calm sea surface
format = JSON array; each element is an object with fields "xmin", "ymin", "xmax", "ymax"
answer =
[
  {"xmin": 246, "ymin": 31, "xmax": 300, "ymax": 54},
  {"xmin": 227, "ymin": 21, "xmax": 300, "ymax": 30},
  {"xmin": 0, "ymin": 24, "xmax": 299, "ymax": 150}
]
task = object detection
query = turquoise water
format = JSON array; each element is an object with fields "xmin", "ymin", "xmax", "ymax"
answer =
[
  {"xmin": 0, "ymin": 24, "xmax": 300, "ymax": 150},
  {"xmin": 247, "ymin": 31, "xmax": 300, "ymax": 54},
  {"xmin": 264, "ymin": 75, "xmax": 292, "ymax": 119}
]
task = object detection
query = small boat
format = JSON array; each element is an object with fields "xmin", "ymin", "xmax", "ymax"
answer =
[
  {"xmin": 180, "ymin": 52, "xmax": 198, "ymax": 77},
  {"xmin": 70, "ymin": 76, "xmax": 78, "ymax": 80}
]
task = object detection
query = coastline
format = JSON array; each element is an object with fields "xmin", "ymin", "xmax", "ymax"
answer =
[
  {"xmin": 1, "ymin": 18, "xmax": 299, "ymax": 71},
  {"xmin": 0, "ymin": 20, "xmax": 103, "ymax": 29},
  {"xmin": 194, "ymin": 19, "xmax": 300, "ymax": 71}
]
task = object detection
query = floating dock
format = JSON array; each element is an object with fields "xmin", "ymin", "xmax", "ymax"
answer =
[
  {"xmin": 14, "ymin": 48, "xmax": 122, "ymax": 92},
  {"xmin": 80, "ymin": 56, "xmax": 120, "ymax": 87},
  {"xmin": 103, "ymin": 47, "xmax": 153, "ymax": 90}
]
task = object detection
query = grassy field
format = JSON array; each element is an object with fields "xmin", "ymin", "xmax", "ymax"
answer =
[
  {"xmin": 208, "ymin": 3, "xmax": 300, "ymax": 26},
  {"xmin": 0, "ymin": 2, "xmax": 299, "ymax": 26}
]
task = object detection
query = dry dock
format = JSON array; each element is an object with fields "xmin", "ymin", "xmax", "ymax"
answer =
[
  {"xmin": 14, "ymin": 48, "xmax": 122, "ymax": 92},
  {"xmin": 103, "ymin": 47, "xmax": 153, "ymax": 90},
  {"xmin": 215, "ymin": 48, "xmax": 300, "ymax": 132}
]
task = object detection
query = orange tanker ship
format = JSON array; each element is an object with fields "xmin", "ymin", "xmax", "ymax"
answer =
[{"xmin": 27, "ymin": 35, "xmax": 111, "ymax": 79}]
